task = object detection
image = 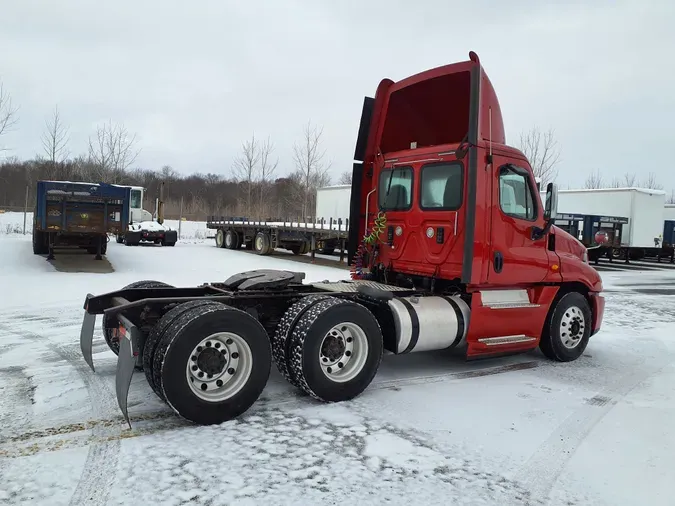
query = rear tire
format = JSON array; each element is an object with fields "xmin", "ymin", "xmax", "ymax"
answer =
[
  {"xmin": 272, "ymin": 295, "xmax": 332, "ymax": 388},
  {"xmin": 144, "ymin": 300, "xmax": 224, "ymax": 400},
  {"xmin": 286, "ymin": 297, "xmax": 383, "ymax": 402},
  {"xmin": 32, "ymin": 229, "xmax": 48, "ymax": 255},
  {"xmin": 102, "ymin": 280, "xmax": 174, "ymax": 356},
  {"xmin": 539, "ymin": 291, "xmax": 592, "ymax": 362},
  {"xmin": 154, "ymin": 302, "xmax": 271, "ymax": 425}
]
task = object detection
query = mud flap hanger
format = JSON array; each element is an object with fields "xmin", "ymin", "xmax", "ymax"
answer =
[{"xmin": 79, "ymin": 293, "xmax": 142, "ymax": 429}]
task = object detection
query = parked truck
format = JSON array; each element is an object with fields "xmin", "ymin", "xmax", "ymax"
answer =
[
  {"xmin": 78, "ymin": 51, "xmax": 604, "ymax": 427},
  {"xmin": 32, "ymin": 180, "xmax": 131, "ymax": 259},
  {"xmin": 116, "ymin": 183, "xmax": 177, "ymax": 247}
]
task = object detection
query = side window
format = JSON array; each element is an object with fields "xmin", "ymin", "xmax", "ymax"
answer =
[
  {"xmin": 499, "ymin": 166, "xmax": 537, "ymax": 220},
  {"xmin": 379, "ymin": 166, "xmax": 413, "ymax": 211},
  {"xmin": 130, "ymin": 190, "xmax": 142, "ymax": 209},
  {"xmin": 419, "ymin": 162, "xmax": 463, "ymax": 210}
]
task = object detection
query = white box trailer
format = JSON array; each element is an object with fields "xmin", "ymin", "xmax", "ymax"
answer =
[
  {"xmin": 554, "ymin": 188, "xmax": 666, "ymax": 248},
  {"xmin": 315, "ymin": 185, "xmax": 352, "ymax": 223}
]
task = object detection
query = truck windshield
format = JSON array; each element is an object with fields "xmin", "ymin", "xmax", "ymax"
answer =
[
  {"xmin": 130, "ymin": 190, "xmax": 142, "ymax": 209},
  {"xmin": 379, "ymin": 166, "xmax": 413, "ymax": 211}
]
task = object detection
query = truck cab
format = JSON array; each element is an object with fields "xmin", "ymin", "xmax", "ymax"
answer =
[
  {"xmin": 128, "ymin": 186, "xmax": 154, "ymax": 224},
  {"xmin": 349, "ymin": 51, "xmax": 604, "ymax": 359}
]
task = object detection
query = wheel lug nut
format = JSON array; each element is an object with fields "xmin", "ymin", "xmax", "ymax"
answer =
[
  {"xmin": 338, "ymin": 362, "xmax": 344, "ymax": 368},
  {"xmin": 215, "ymin": 343, "xmax": 221, "ymax": 349},
  {"xmin": 232, "ymin": 352, "xmax": 239, "ymax": 359},
  {"xmin": 198, "ymin": 372, "xmax": 204, "ymax": 378},
  {"xmin": 206, "ymin": 341, "xmax": 212, "ymax": 347},
  {"xmin": 216, "ymin": 380, "xmax": 223, "ymax": 387},
  {"xmin": 197, "ymin": 346, "xmax": 203, "ymax": 352},
  {"xmin": 207, "ymin": 374, "xmax": 213, "ymax": 379},
  {"xmin": 221, "ymin": 349, "xmax": 227, "ymax": 355},
  {"xmin": 327, "ymin": 367, "xmax": 332, "ymax": 373},
  {"xmin": 345, "ymin": 351, "xmax": 352, "ymax": 357},
  {"xmin": 346, "ymin": 337, "xmax": 353, "ymax": 343},
  {"xmin": 201, "ymin": 383, "xmax": 208, "ymax": 391},
  {"xmin": 191, "ymin": 355, "xmax": 197, "ymax": 361},
  {"xmin": 322, "ymin": 357, "xmax": 327, "ymax": 362},
  {"xmin": 226, "ymin": 338, "xmax": 233, "ymax": 345},
  {"xmin": 192, "ymin": 365, "xmax": 198, "ymax": 371},
  {"xmin": 228, "ymin": 368, "xmax": 235, "ymax": 375}
]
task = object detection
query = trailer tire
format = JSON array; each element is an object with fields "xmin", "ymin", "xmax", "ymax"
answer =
[
  {"xmin": 254, "ymin": 232, "xmax": 271, "ymax": 255},
  {"xmin": 144, "ymin": 300, "xmax": 224, "ymax": 400},
  {"xmin": 155, "ymin": 302, "xmax": 271, "ymax": 425},
  {"xmin": 215, "ymin": 229, "xmax": 226, "ymax": 248},
  {"xmin": 225, "ymin": 229, "xmax": 238, "ymax": 250},
  {"xmin": 102, "ymin": 280, "xmax": 175, "ymax": 356},
  {"xmin": 286, "ymin": 297, "xmax": 383, "ymax": 402},
  {"xmin": 272, "ymin": 294, "xmax": 333, "ymax": 388},
  {"xmin": 539, "ymin": 291, "xmax": 592, "ymax": 362}
]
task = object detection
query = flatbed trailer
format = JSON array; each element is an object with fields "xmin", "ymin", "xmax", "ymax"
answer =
[{"xmin": 206, "ymin": 216, "xmax": 350, "ymax": 259}]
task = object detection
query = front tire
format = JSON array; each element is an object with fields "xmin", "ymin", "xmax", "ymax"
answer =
[
  {"xmin": 154, "ymin": 302, "xmax": 271, "ymax": 425},
  {"xmin": 539, "ymin": 291, "xmax": 592, "ymax": 362},
  {"xmin": 285, "ymin": 296, "xmax": 383, "ymax": 402}
]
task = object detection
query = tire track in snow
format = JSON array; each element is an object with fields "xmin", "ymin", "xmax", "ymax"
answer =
[
  {"xmin": 518, "ymin": 357, "xmax": 673, "ymax": 504},
  {"xmin": 0, "ymin": 322, "xmax": 122, "ymax": 506}
]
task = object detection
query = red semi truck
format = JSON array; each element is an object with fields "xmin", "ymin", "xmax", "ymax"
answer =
[{"xmin": 79, "ymin": 51, "xmax": 604, "ymax": 426}]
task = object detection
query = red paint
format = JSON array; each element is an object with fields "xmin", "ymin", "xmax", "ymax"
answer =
[{"xmin": 357, "ymin": 51, "xmax": 605, "ymax": 357}]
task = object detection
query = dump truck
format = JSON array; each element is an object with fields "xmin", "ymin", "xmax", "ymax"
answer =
[
  {"xmin": 32, "ymin": 180, "xmax": 131, "ymax": 259},
  {"xmin": 79, "ymin": 51, "xmax": 605, "ymax": 427}
]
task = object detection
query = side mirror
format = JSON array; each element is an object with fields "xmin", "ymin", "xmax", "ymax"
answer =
[{"xmin": 544, "ymin": 182, "xmax": 558, "ymax": 221}]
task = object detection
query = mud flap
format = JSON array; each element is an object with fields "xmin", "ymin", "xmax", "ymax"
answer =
[
  {"xmin": 116, "ymin": 316, "xmax": 142, "ymax": 429},
  {"xmin": 80, "ymin": 294, "xmax": 96, "ymax": 372}
]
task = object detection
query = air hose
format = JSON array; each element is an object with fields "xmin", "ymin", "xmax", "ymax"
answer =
[{"xmin": 350, "ymin": 212, "xmax": 387, "ymax": 279}]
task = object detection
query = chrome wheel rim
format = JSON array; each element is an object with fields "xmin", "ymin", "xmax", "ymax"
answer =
[
  {"xmin": 255, "ymin": 235, "xmax": 263, "ymax": 251},
  {"xmin": 185, "ymin": 332, "xmax": 253, "ymax": 402},
  {"xmin": 225, "ymin": 231, "xmax": 232, "ymax": 247},
  {"xmin": 560, "ymin": 306, "xmax": 586, "ymax": 349},
  {"xmin": 319, "ymin": 322, "xmax": 369, "ymax": 383},
  {"xmin": 216, "ymin": 230, "xmax": 224, "ymax": 247}
]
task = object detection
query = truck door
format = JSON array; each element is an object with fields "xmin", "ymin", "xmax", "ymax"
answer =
[{"xmin": 488, "ymin": 162, "xmax": 551, "ymax": 285}]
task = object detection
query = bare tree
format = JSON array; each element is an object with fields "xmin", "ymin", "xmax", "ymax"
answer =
[
  {"xmin": 609, "ymin": 177, "xmax": 622, "ymax": 188},
  {"xmin": 338, "ymin": 171, "xmax": 352, "ymax": 185},
  {"xmin": 257, "ymin": 136, "xmax": 278, "ymax": 218},
  {"xmin": 584, "ymin": 169, "xmax": 604, "ymax": 189},
  {"xmin": 666, "ymin": 190, "xmax": 675, "ymax": 204},
  {"xmin": 88, "ymin": 120, "xmax": 140, "ymax": 182},
  {"xmin": 623, "ymin": 172, "xmax": 637, "ymax": 187},
  {"xmin": 640, "ymin": 172, "xmax": 663, "ymax": 190},
  {"xmin": 517, "ymin": 127, "xmax": 561, "ymax": 187},
  {"xmin": 293, "ymin": 121, "xmax": 331, "ymax": 219},
  {"xmin": 0, "ymin": 81, "xmax": 19, "ymax": 148},
  {"xmin": 232, "ymin": 133, "xmax": 260, "ymax": 217},
  {"xmin": 40, "ymin": 105, "xmax": 70, "ymax": 179}
]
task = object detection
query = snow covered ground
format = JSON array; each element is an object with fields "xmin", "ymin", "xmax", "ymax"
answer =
[{"xmin": 1, "ymin": 233, "xmax": 675, "ymax": 505}]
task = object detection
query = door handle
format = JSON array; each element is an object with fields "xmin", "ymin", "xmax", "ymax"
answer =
[{"xmin": 493, "ymin": 251, "xmax": 503, "ymax": 273}]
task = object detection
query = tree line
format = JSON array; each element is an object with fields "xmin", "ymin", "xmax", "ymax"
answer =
[{"xmin": 1, "ymin": 83, "xmax": 337, "ymax": 220}]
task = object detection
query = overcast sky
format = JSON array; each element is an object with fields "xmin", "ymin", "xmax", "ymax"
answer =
[{"xmin": 1, "ymin": 0, "xmax": 673, "ymax": 192}]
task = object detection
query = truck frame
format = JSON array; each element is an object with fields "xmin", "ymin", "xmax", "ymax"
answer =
[
  {"xmin": 32, "ymin": 180, "xmax": 131, "ymax": 260},
  {"xmin": 79, "ymin": 51, "xmax": 605, "ymax": 427}
]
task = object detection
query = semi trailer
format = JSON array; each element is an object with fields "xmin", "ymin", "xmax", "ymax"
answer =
[{"xmin": 78, "ymin": 51, "xmax": 604, "ymax": 427}]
